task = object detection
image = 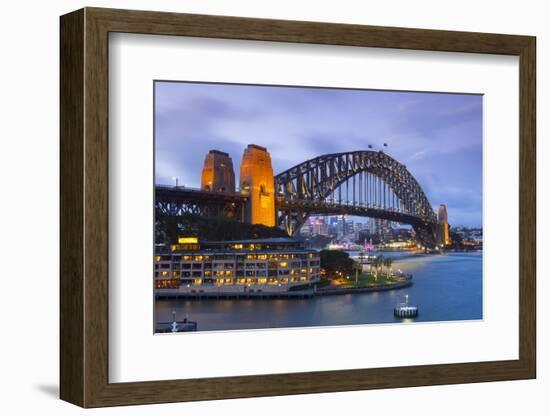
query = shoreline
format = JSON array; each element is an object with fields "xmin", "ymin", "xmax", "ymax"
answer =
[
  {"xmin": 316, "ymin": 278, "xmax": 413, "ymax": 296},
  {"xmin": 155, "ymin": 276, "xmax": 413, "ymax": 300}
]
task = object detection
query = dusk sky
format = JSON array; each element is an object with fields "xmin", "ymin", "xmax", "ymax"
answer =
[{"xmin": 155, "ymin": 81, "xmax": 482, "ymax": 227}]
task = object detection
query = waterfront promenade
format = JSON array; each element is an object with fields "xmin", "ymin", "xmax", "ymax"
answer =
[{"xmin": 154, "ymin": 275, "xmax": 413, "ymax": 300}]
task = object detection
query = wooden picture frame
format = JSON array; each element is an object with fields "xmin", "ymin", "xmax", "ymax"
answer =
[{"xmin": 60, "ymin": 7, "xmax": 536, "ymax": 408}]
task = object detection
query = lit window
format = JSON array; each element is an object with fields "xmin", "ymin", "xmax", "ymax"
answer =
[
  {"xmin": 279, "ymin": 262, "xmax": 288, "ymax": 268},
  {"xmin": 178, "ymin": 237, "xmax": 198, "ymax": 244}
]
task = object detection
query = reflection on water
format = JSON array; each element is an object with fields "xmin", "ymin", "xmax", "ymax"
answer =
[{"xmin": 155, "ymin": 251, "xmax": 482, "ymax": 332}]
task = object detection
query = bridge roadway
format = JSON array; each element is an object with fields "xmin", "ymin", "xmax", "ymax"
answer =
[
  {"xmin": 155, "ymin": 184, "xmax": 438, "ymax": 246},
  {"xmin": 276, "ymin": 198, "xmax": 432, "ymax": 228},
  {"xmin": 156, "ymin": 186, "xmax": 430, "ymax": 226},
  {"xmin": 155, "ymin": 185, "xmax": 245, "ymax": 204}
]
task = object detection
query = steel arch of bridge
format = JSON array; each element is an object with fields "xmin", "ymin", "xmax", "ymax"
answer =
[{"xmin": 275, "ymin": 150, "xmax": 438, "ymax": 246}]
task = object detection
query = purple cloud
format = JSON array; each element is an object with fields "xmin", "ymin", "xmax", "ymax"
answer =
[{"xmin": 155, "ymin": 81, "xmax": 482, "ymax": 227}]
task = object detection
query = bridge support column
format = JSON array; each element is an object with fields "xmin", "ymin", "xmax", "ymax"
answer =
[
  {"xmin": 239, "ymin": 144, "xmax": 276, "ymax": 227},
  {"xmin": 201, "ymin": 150, "xmax": 235, "ymax": 192},
  {"xmin": 436, "ymin": 204, "xmax": 451, "ymax": 246}
]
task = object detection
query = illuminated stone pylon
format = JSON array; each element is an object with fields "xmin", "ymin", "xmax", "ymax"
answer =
[
  {"xmin": 437, "ymin": 204, "xmax": 451, "ymax": 246},
  {"xmin": 239, "ymin": 144, "xmax": 276, "ymax": 227},
  {"xmin": 201, "ymin": 150, "xmax": 235, "ymax": 192}
]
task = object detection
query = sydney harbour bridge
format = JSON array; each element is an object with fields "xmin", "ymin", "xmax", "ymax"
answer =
[{"xmin": 155, "ymin": 145, "xmax": 446, "ymax": 248}]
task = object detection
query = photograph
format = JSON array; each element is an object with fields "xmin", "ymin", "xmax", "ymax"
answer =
[{"xmin": 153, "ymin": 81, "xmax": 483, "ymax": 333}]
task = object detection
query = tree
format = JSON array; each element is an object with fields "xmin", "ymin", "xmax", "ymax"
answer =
[
  {"xmin": 155, "ymin": 212, "xmax": 287, "ymax": 244},
  {"xmin": 383, "ymin": 257, "xmax": 393, "ymax": 278},
  {"xmin": 355, "ymin": 250, "xmax": 366, "ymax": 283},
  {"xmin": 319, "ymin": 250, "xmax": 355, "ymax": 278},
  {"xmin": 371, "ymin": 255, "xmax": 384, "ymax": 280}
]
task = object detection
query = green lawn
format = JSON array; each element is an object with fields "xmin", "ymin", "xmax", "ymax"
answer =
[{"xmin": 336, "ymin": 272, "xmax": 399, "ymax": 288}]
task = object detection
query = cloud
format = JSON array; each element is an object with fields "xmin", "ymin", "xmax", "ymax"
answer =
[
  {"xmin": 409, "ymin": 150, "xmax": 426, "ymax": 161},
  {"xmin": 155, "ymin": 82, "xmax": 483, "ymax": 226}
]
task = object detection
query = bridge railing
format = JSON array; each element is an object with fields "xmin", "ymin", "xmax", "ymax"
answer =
[{"xmin": 155, "ymin": 184, "xmax": 244, "ymax": 198}]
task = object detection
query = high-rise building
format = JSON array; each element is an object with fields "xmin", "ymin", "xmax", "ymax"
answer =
[
  {"xmin": 299, "ymin": 221, "xmax": 313, "ymax": 237},
  {"xmin": 379, "ymin": 219, "xmax": 393, "ymax": 242},
  {"xmin": 310, "ymin": 217, "xmax": 329, "ymax": 236},
  {"xmin": 201, "ymin": 150, "xmax": 235, "ymax": 192},
  {"xmin": 336, "ymin": 215, "xmax": 349, "ymax": 238},
  {"xmin": 367, "ymin": 218, "xmax": 377, "ymax": 235},
  {"xmin": 239, "ymin": 144, "xmax": 276, "ymax": 227},
  {"xmin": 366, "ymin": 218, "xmax": 393, "ymax": 242}
]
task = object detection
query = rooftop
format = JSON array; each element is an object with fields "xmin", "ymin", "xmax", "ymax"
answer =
[
  {"xmin": 201, "ymin": 237, "xmax": 302, "ymax": 245},
  {"xmin": 208, "ymin": 149, "xmax": 230, "ymax": 157},
  {"xmin": 247, "ymin": 144, "xmax": 267, "ymax": 152}
]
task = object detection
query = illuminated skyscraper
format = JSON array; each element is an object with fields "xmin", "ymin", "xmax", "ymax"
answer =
[
  {"xmin": 201, "ymin": 150, "xmax": 235, "ymax": 192},
  {"xmin": 239, "ymin": 144, "xmax": 276, "ymax": 227}
]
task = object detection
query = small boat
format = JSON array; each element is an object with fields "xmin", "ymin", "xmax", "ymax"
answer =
[
  {"xmin": 394, "ymin": 294, "xmax": 418, "ymax": 318},
  {"xmin": 156, "ymin": 311, "xmax": 198, "ymax": 333}
]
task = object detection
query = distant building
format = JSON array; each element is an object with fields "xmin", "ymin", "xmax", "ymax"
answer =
[
  {"xmin": 299, "ymin": 221, "xmax": 313, "ymax": 237},
  {"xmin": 393, "ymin": 227, "xmax": 414, "ymax": 241},
  {"xmin": 311, "ymin": 217, "xmax": 329, "ymax": 236},
  {"xmin": 366, "ymin": 218, "xmax": 393, "ymax": 242},
  {"xmin": 336, "ymin": 216, "xmax": 346, "ymax": 237},
  {"xmin": 367, "ymin": 218, "xmax": 377, "ymax": 235},
  {"xmin": 379, "ymin": 219, "xmax": 393, "ymax": 242},
  {"xmin": 357, "ymin": 229, "xmax": 371, "ymax": 243}
]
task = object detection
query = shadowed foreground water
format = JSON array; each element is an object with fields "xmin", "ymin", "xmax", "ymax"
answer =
[{"xmin": 155, "ymin": 251, "xmax": 482, "ymax": 332}]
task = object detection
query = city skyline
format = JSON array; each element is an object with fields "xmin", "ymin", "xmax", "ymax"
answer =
[{"xmin": 155, "ymin": 81, "xmax": 483, "ymax": 227}]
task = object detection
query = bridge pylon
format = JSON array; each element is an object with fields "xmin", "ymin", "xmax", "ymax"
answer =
[
  {"xmin": 239, "ymin": 144, "xmax": 276, "ymax": 227},
  {"xmin": 201, "ymin": 150, "xmax": 235, "ymax": 192},
  {"xmin": 436, "ymin": 204, "xmax": 451, "ymax": 247}
]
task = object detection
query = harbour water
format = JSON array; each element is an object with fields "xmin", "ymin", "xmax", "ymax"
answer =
[{"xmin": 155, "ymin": 251, "xmax": 482, "ymax": 332}]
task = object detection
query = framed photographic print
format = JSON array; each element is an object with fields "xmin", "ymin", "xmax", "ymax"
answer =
[{"xmin": 60, "ymin": 7, "xmax": 536, "ymax": 408}]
